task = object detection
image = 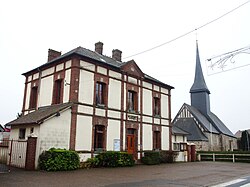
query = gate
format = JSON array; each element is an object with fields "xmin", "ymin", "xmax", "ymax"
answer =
[{"xmin": 0, "ymin": 139, "xmax": 27, "ymax": 172}]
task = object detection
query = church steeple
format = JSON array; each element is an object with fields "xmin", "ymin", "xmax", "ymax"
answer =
[{"xmin": 190, "ymin": 42, "xmax": 211, "ymax": 115}]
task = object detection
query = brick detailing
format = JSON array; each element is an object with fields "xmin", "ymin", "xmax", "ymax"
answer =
[
  {"xmin": 48, "ymin": 49, "xmax": 61, "ymax": 62},
  {"xmin": 95, "ymin": 42, "xmax": 103, "ymax": 55},
  {"xmin": 112, "ymin": 49, "xmax": 122, "ymax": 62},
  {"xmin": 69, "ymin": 58, "xmax": 80, "ymax": 102},
  {"xmin": 69, "ymin": 57, "xmax": 80, "ymax": 150},
  {"xmin": 70, "ymin": 104, "xmax": 77, "ymax": 150},
  {"xmin": 120, "ymin": 60, "xmax": 144, "ymax": 77},
  {"xmin": 25, "ymin": 137, "xmax": 37, "ymax": 170}
]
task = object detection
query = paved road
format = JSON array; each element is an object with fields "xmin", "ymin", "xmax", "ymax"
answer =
[{"xmin": 1, "ymin": 162, "xmax": 250, "ymax": 187}]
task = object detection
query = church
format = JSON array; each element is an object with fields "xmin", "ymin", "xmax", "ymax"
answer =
[{"xmin": 172, "ymin": 42, "xmax": 237, "ymax": 151}]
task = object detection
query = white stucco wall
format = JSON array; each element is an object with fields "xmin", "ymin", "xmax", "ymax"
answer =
[
  {"xmin": 109, "ymin": 70, "xmax": 121, "ymax": 79},
  {"xmin": 39, "ymin": 109, "xmax": 71, "ymax": 152},
  {"xmin": 128, "ymin": 76, "xmax": 137, "ymax": 84},
  {"xmin": 142, "ymin": 81, "xmax": 152, "ymax": 89},
  {"xmin": 143, "ymin": 124, "xmax": 152, "ymax": 150},
  {"xmin": 41, "ymin": 67, "xmax": 54, "ymax": 77},
  {"xmin": 108, "ymin": 79, "xmax": 121, "ymax": 110},
  {"xmin": 75, "ymin": 115, "xmax": 92, "ymax": 151},
  {"xmin": 39, "ymin": 76, "xmax": 53, "ymax": 106},
  {"xmin": 143, "ymin": 88, "xmax": 152, "ymax": 116},
  {"xmin": 63, "ymin": 69, "xmax": 71, "ymax": 103},
  {"xmin": 107, "ymin": 120, "xmax": 120, "ymax": 151},
  {"xmin": 161, "ymin": 94, "xmax": 169, "ymax": 118},
  {"xmin": 25, "ymin": 83, "xmax": 31, "ymax": 110},
  {"xmin": 10, "ymin": 125, "xmax": 39, "ymax": 140},
  {"xmin": 161, "ymin": 126, "xmax": 169, "ymax": 150},
  {"xmin": 97, "ymin": 66, "xmax": 107, "ymax": 75},
  {"xmin": 79, "ymin": 70, "xmax": 94, "ymax": 104}
]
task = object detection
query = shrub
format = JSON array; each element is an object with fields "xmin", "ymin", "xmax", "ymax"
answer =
[
  {"xmin": 38, "ymin": 148, "xmax": 80, "ymax": 171},
  {"xmin": 96, "ymin": 151, "xmax": 135, "ymax": 167},
  {"xmin": 81, "ymin": 157, "xmax": 100, "ymax": 169},
  {"xmin": 159, "ymin": 151, "xmax": 177, "ymax": 163},
  {"xmin": 141, "ymin": 151, "xmax": 160, "ymax": 165}
]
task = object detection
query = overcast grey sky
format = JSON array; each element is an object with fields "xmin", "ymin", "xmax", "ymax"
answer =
[{"xmin": 1, "ymin": 0, "xmax": 249, "ymax": 133}]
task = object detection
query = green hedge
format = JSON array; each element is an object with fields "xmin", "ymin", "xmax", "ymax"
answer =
[
  {"xmin": 96, "ymin": 151, "xmax": 135, "ymax": 167},
  {"xmin": 160, "ymin": 151, "xmax": 178, "ymax": 163},
  {"xmin": 82, "ymin": 151, "xmax": 135, "ymax": 168},
  {"xmin": 141, "ymin": 151, "xmax": 178, "ymax": 165},
  {"xmin": 141, "ymin": 151, "xmax": 160, "ymax": 165},
  {"xmin": 39, "ymin": 148, "xmax": 80, "ymax": 171}
]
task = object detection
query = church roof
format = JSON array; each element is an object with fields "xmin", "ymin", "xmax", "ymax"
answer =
[
  {"xmin": 7, "ymin": 103, "xmax": 73, "ymax": 126},
  {"xmin": 174, "ymin": 103, "xmax": 235, "ymax": 138},
  {"xmin": 184, "ymin": 104, "xmax": 219, "ymax": 134},
  {"xmin": 206, "ymin": 112, "xmax": 235, "ymax": 137},
  {"xmin": 174, "ymin": 118, "xmax": 208, "ymax": 141},
  {"xmin": 172, "ymin": 125, "xmax": 190, "ymax": 135},
  {"xmin": 190, "ymin": 42, "xmax": 210, "ymax": 94}
]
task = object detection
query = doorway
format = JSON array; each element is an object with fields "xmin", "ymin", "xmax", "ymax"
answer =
[{"xmin": 127, "ymin": 128, "xmax": 136, "ymax": 155}]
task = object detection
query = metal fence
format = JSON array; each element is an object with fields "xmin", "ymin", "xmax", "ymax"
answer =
[{"xmin": 0, "ymin": 140, "xmax": 27, "ymax": 172}]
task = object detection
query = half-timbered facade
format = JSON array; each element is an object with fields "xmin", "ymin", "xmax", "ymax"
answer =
[{"xmin": 8, "ymin": 42, "xmax": 174, "ymax": 167}]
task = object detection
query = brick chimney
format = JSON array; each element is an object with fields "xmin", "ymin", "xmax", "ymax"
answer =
[
  {"xmin": 112, "ymin": 49, "xmax": 122, "ymax": 62},
  {"xmin": 48, "ymin": 49, "xmax": 61, "ymax": 62},
  {"xmin": 95, "ymin": 42, "xmax": 103, "ymax": 55}
]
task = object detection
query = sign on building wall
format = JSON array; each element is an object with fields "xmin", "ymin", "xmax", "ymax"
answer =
[{"xmin": 113, "ymin": 139, "xmax": 120, "ymax": 151}]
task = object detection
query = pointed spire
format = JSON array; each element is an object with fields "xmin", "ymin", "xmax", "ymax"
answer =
[{"xmin": 190, "ymin": 41, "xmax": 210, "ymax": 94}]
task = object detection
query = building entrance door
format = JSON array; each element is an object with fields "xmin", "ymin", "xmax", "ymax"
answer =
[
  {"xmin": 127, "ymin": 128, "xmax": 136, "ymax": 155},
  {"xmin": 127, "ymin": 135, "xmax": 135, "ymax": 154}
]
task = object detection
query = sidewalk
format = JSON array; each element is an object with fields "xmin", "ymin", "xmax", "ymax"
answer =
[{"xmin": 1, "ymin": 162, "xmax": 250, "ymax": 187}]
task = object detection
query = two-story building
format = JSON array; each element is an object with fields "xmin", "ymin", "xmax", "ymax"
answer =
[{"xmin": 7, "ymin": 42, "xmax": 174, "ymax": 167}]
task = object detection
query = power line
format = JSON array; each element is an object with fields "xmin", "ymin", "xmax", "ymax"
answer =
[{"xmin": 123, "ymin": 0, "xmax": 250, "ymax": 60}]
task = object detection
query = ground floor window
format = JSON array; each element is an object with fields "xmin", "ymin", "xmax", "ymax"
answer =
[
  {"xmin": 94, "ymin": 125, "xmax": 105, "ymax": 151},
  {"xmin": 153, "ymin": 131, "xmax": 161, "ymax": 150}
]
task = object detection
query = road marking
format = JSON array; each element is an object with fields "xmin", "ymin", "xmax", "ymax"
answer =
[{"xmin": 212, "ymin": 179, "xmax": 246, "ymax": 187}]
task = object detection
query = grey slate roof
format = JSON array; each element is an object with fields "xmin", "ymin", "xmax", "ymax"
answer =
[
  {"xmin": 7, "ymin": 103, "xmax": 73, "ymax": 126},
  {"xmin": 23, "ymin": 46, "xmax": 173, "ymax": 89},
  {"xmin": 174, "ymin": 118, "xmax": 208, "ymax": 141},
  {"xmin": 184, "ymin": 104, "xmax": 219, "ymax": 134},
  {"xmin": 190, "ymin": 42, "xmax": 210, "ymax": 94},
  {"xmin": 172, "ymin": 125, "xmax": 190, "ymax": 135},
  {"xmin": 207, "ymin": 112, "xmax": 234, "ymax": 137},
  {"xmin": 178, "ymin": 103, "xmax": 234, "ymax": 137}
]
